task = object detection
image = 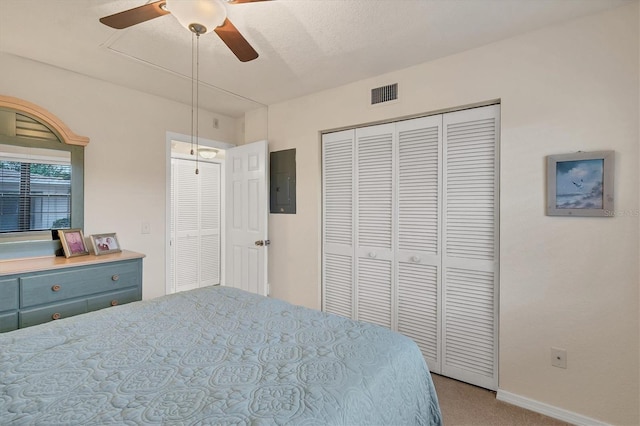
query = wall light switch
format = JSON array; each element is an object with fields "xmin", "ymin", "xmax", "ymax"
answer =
[
  {"xmin": 551, "ymin": 347, "xmax": 567, "ymax": 369},
  {"xmin": 141, "ymin": 222, "xmax": 151, "ymax": 234}
]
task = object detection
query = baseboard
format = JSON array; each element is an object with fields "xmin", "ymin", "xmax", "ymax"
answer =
[{"xmin": 496, "ymin": 389, "xmax": 610, "ymax": 426}]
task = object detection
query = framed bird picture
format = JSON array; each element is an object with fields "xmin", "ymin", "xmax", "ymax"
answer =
[{"xmin": 546, "ymin": 150, "xmax": 614, "ymax": 217}]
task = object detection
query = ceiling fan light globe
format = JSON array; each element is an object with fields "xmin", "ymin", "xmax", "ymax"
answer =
[{"xmin": 166, "ymin": 0, "xmax": 227, "ymax": 35}]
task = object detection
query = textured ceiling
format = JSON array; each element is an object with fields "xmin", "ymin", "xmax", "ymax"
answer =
[{"xmin": 0, "ymin": 0, "xmax": 631, "ymax": 117}]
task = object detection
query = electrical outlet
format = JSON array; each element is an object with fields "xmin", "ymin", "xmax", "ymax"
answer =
[{"xmin": 551, "ymin": 347, "xmax": 567, "ymax": 369}]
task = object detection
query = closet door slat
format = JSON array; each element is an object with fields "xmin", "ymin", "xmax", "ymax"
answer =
[
  {"xmin": 396, "ymin": 115, "xmax": 443, "ymax": 373},
  {"xmin": 442, "ymin": 105, "xmax": 499, "ymax": 390},
  {"xmin": 322, "ymin": 130, "xmax": 355, "ymax": 318},
  {"xmin": 355, "ymin": 123, "xmax": 395, "ymax": 328}
]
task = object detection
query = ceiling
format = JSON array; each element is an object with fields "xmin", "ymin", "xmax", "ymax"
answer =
[{"xmin": 0, "ymin": 0, "xmax": 631, "ymax": 118}]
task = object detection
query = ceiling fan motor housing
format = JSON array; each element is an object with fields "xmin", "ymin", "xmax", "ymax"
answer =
[{"xmin": 166, "ymin": 0, "xmax": 227, "ymax": 34}]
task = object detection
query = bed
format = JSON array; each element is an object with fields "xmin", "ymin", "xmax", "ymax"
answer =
[{"xmin": 0, "ymin": 286, "xmax": 442, "ymax": 425}]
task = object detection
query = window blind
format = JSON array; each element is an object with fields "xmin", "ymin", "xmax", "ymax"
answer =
[{"xmin": 0, "ymin": 161, "xmax": 71, "ymax": 232}]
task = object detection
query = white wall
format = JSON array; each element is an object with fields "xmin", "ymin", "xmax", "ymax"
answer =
[
  {"xmin": 0, "ymin": 53, "xmax": 239, "ymax": 300},
  {"xmin": 244, "ymin": 106, "xmax": 269, "ymax": 144},
  {"xmin": 258, "ymin": 4, "xmax": 639, "ymax": 425}
]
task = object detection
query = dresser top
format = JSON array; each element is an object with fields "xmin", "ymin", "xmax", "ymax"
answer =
[{"xmin": 0, "ymin": 250, "xmax": 145, "ymax": 276}]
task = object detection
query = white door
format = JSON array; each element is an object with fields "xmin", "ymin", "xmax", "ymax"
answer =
[
  {"xmin": 355, "ymin": 123, "xmax": 395, "ymax": 329},
  {"xmin": 225, "ymin": 140, "xmax": 269, "ymax": 296},
  {"xmin": 170, "ymin": 158, "xmax": 221, "ymax": 294},
  {"xmin": 322, "ymin": 129, "xmax": 355, "ymax": 318},
  {"xmin": 441, "ymin": 105, "xmax": 500, "ymax": 390},
  {"xmin": 395, "ymin": 115, "xmax": 443, "ymax": 374}
]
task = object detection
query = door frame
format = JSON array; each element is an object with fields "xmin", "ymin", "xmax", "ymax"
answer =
[{"xmin": 165, "ymin": 131, "xmax": 234, "ymax": 295}]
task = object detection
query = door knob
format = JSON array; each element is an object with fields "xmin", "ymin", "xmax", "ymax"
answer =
[{"xmin": 254, "ymin": 240, "xmax": 271, "ymax": 246}]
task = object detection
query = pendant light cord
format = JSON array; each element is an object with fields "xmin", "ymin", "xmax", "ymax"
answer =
[
  {"xmin": 190, "ymin": 32, "xmax": 195, "ymax": 157},
  {"xmin": 195, "ymin": 32, "xmax": 200, "ymax": 175}
]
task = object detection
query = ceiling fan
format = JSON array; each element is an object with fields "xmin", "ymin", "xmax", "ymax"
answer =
[{"xmin": 99, "ymin": 0, "xmax": 269, "ymax": 62}]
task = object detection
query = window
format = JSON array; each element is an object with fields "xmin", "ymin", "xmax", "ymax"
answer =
[{"xmin": 0, "ymin": 145, "xmax": 72, "ymax": 233}]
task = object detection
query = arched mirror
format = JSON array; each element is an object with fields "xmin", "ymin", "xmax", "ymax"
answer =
[{"xmin": 0, "ymin": 96, "xmax": 88, "ymax": 259}]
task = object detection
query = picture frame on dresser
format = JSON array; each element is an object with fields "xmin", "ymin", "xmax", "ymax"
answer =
[
  {"xmin": 58, "ymin": 229, "xmax": 89, "ymax": 258},
  {"xmin": 91, "ymin": 233, "xmax": 122, "ymax": 255}
]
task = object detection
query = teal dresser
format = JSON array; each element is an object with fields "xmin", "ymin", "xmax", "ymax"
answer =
[{"xmin": 0, "ymin": 250, "xmax": 144, "ymax": 332}]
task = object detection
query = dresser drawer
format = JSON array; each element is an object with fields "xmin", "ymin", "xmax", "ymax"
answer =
[
  {"xmin": 0, "ymin": 312, "xmax": 18, "ymax": 332},
  {"xmin": 20, "ymin": 261, "xmax": 140, "ymax": 308},
  {"xmin": 87, "ymin": 288, "xmax": 140, "ymax": 312},
  {"xmin": 19, "ymin": 299, "xmax": 88, "ymax": 328},
  {"xmin": 0, "ymin": 278, "xmax": 19, "ymax": 311}
]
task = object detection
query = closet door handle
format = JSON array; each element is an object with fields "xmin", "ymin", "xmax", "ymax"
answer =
[
  {"xmin": 411, "ymin": 256, "xmax": 421, "ymax": 263},
  {"xmin": 368, "ymin": 252, "xmax": 377, "ymax": 259}
]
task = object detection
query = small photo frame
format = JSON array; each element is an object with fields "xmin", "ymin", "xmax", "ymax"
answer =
[
  {"xmin": 58, "ymin": 229, "xmax": 90, "ymax": 258},
  {"xmin": 91, "ymin": 233, "xmax": 122, "ymax": 255},
  {"xmin": 546, "ymin": 150, "xmax": 614, "ymax": 217}
]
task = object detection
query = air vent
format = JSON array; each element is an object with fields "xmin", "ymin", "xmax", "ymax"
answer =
[{"xmin": 371, "ymin": 83, "xmax": 398, "ymax": 105}]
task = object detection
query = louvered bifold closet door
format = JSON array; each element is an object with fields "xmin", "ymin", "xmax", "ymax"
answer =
[
  {"xmin": 322, "ymin": 130, "xmax": 355, "ymax": 318},
  {"xmin": 170, "ymin": 161, "xmax": 176, "ymax": 293},
  {"xmin": 395, "ymin": 116, "xmax": 442, "ymax": 373},
  {"xmin": 173, "ymin": 158, "xmax": 200, "ymax": 292},
  {"xmin": 172, "ymin": 159, "xmax": 222, "ymax": 293},
  {"xmin": 199, "ymin": 162, "xmax": 221, "ymax": 287},
  {"xmin": 442, "ymin": 105, "xmax": 500, "ymax": 390},
  {"xmin": 355, "ymin": 124, "xmax": 394, "ymax": 329}
]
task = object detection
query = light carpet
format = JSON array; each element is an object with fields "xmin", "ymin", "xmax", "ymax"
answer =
[{"xmin": 431, "ymin": 374, "xmax": 571, "ymax": 426}]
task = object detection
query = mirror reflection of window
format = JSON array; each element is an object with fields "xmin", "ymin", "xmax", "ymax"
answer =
[{"xmin": 0, "ymin": 144, "xmax": 71, "ymax": 233}]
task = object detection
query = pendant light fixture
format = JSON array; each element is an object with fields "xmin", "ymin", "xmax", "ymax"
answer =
[{"xmin": 164, "ymin": 0, "xmax": 227, "ymax": 174}]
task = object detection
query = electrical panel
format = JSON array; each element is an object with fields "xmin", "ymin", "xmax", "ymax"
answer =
[{"xmin": 270, "ymin": 149, "xmax": 296, "ymax": 214}]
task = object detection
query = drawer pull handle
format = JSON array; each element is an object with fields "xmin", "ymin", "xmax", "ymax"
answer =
[
  {"xmin": 111, "ymin": 274, "xmax": 119, "ymax": 282},
  {"xmin": 52, "ymin": 313, "xmax": 61, "ymax": 320},
  {"xmin": 111, "ymin": 300, "xmax": 119, "ymax": 306},
  {"xmin": 52, "ymin": 285, "xmax": 61, "ymax": 292}
]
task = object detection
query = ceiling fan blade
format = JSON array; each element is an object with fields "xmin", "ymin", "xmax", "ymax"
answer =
[
  {"xmin": 99, "ymin": 1, "xmax": 170, "ymax": 29},
  {"xmin": 226, "ymin": 0, "xmax": 271, "ymax": 3},
  {"xmin": 214, "ymin": 18, "xmax": 259, "ymax": 62}
]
